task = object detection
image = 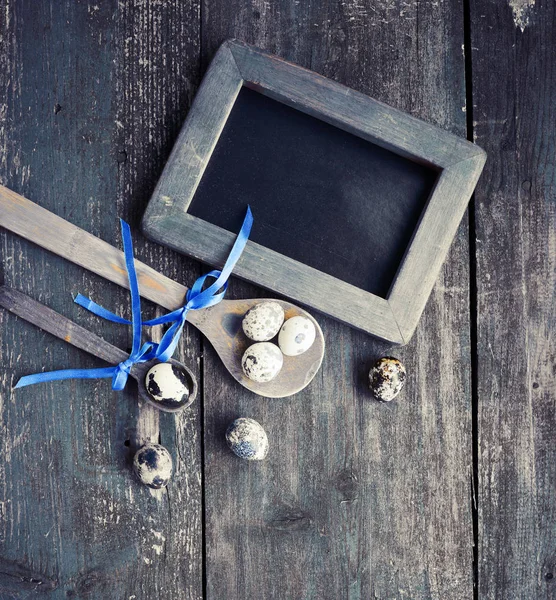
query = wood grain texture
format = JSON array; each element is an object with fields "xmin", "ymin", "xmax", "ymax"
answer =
[
  {"xmin": 0, "ymin": 184, "xmax": 192, "ymax": 311},
  {"xmin": 143, "ymin": 42, "xmax": 243, "ymax": 229},
  {"xmin": 0, "ymin": 1, "xmax": 203, "ymax": 598},
  {"xmin": 471, "ymin": 0, "xmax": 556, "ymax": 597},
  {"xmin": 0, "ymin": 286, "xmax": 130, "ymax": 367},
  {"xmin": 2, "ymin": 0, "xmax": 551, "ymax": 598},
  {"xmin": 201, "ymin": 1, "xmax": 474, "ymax": 599}
]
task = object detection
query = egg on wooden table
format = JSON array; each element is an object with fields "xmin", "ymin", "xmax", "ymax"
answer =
[
  {"xmin": 242, "ymin": 301, "xmax": 285, "ymax": 341},
  {"xmin": 241, "ymin": 342, "xmax": 284, "ymax": 383},
  {"xmin": 226, "ymin": 417, "xmax": 269, "ymax": 460},
  {"xmin": 278, "ymin": 315, "xmax": 316, "ymax": 356},
  {"xmin": 133, "ymin": 444, "xmax": 173, "ymax": 489},
  {"xmin": 368, "ymin": 357, "xmax": 407, "ymax": 402}
]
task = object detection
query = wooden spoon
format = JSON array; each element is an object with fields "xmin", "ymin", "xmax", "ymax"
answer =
[
  {"xmin": 0, "ymin": 285, "xmax": 198, "ymax": 413},
  {"xmin": 0, "ymin": 185, "xmax": 325, "ymax": 397}
]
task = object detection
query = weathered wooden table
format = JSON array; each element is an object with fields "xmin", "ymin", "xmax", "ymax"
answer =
[{"xmin": 0, "ymin": 1, "xmax": 554, "ymax": 599}]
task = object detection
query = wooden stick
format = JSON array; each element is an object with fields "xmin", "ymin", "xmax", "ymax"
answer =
[
  {"xmin": 0, "ymin": 184, "xmax": 191, "ymax": 314},
  {"xmin": 0, "ymin": 286, "xmax": 128, "ymax": 365}
]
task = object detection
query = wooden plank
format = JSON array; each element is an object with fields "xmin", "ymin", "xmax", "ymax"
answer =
[
  {"xmin": 143, "ymin": 42, "xmax": 243, "ymax": 228},
  {"xmin": 0, "ymin": 286, "xmax": 131, "ymax": 366},
  {"xmin": 201, "ymin": 1, "xmax": 474, "ymax": 599},
  {"xmin": 0, "ymin": 1, "xmax": 203, "ymax": 598},
  {"xmin": 0, "ymin": 185, "xmax": 191, "ymax": 311},
  {"xmin": 471, "ymin": 0, "xmax": 556, "ymax": 597}
]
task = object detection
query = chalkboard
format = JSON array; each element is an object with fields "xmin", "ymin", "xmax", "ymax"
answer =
[
  {"xmin": 143, "ymin": 40, "xmax": 486, "ymax": 343},
  {"xmin": 188, "ymin": 87, "xmax": 438, "ymax": 299}
]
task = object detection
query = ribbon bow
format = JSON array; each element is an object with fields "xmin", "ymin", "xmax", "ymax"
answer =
[
  {"xmin": 15, "ymin": 207, "xmax": 253, "ymax": 390},
  {"xmin": 75, "ymin": 207, "xmax": 252, "ymax": 364}
]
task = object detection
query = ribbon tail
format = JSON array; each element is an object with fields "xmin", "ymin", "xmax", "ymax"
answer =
[
  {"xmin": 143, "ymin": 307, "xmax": 186, "ymax": 327},
  {"xmin": 15, "ymin": 367, "xmax": 117, "ymax": 389},
  {"xmin": 120, "ymin": 219, "xmax": 143, "ymax": 357},
  {"xmin": 191, "ymin": 207, "xmax": 253, "ymax": 304},
  {"xmin": 153, "ymin": 315, "xmax": 188, "ymax": 362},
  {"xmin": 74, "ymin": 294, "xmax": 133, "ymax": 325}
]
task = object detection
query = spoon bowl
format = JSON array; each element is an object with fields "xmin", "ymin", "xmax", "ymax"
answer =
[
  {"xmin": 193, "ymin": 298, "xmax": 324, "ymax": 398},
  {"xmin": 133, "ymin": 359, "xmax": 198, "ymax": 412}
]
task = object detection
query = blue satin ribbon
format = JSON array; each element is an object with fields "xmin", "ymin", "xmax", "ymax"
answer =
[
  {"xmin": 15, "ymin": 220, "xmax": 160, "ymax": 390},
  {"xmin": 74, "ymin": 206, "xmax": 252, "ymax": 362},
  {"xmin": 16, "ymin": 208, "xmax": 253, "ymax": 390},
  {"xmin": 16, "ymin": 208, "xmax": 253, "ymax": 391}
]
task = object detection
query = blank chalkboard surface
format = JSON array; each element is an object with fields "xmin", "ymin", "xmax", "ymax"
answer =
[{"xmin": 189, "ymin": 87, "xmax": 438, "ymax": 299}]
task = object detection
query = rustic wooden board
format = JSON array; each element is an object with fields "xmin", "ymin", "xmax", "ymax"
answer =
[
  {"xmin": 201, "ymin": 1, "xmax": 474, "ymax": 599},
  {"xmin": 3, "ymin": 0, "xmax": 551, "ymax": 598},
  {"xmin": 0, "ymin": 1, "xmax": 203, "ymax": 598},
  {"xmin": 471, "ymin": 0, "xmax": 556, "ymax": 597}
]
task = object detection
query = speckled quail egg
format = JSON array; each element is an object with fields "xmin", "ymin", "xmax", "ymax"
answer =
[
  {"xmin": 278, "ymin": 316, "xmax": 316, "ymax": 356},
  {"xmin": 133, "ymin": 444, "xmax": 173, "ymax": 489},
  {"xmin": 242, "ymin": 301, "xmax": 285, "ymax": 341},
  {"xmin": 368, "ymin": 357, "xmax": 406, "ymax": 402},
  {"xmin": 226, "ymin": 417, "xmax": 269, "ymax": 460},
  {"xmin": 145, "ymin": 363, "xmax": 190, "ymax": 409},
  {"xmin": 241, "ymin": 342, "xmax": 283, "ymax": 383}
]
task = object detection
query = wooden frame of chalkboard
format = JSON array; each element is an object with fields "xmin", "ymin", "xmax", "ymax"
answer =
[{"xmin": 142, "ymin": 39, "xmax": 486, "ymax": 345}]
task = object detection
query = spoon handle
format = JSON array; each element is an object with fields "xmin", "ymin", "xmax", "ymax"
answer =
[
  {"xmin": 0, "ymin": 185, "xmax": 191, "ymax": 312},
  {"xmin": 0, "ymin": 286, "xmax": 128, "ymax": 366}
]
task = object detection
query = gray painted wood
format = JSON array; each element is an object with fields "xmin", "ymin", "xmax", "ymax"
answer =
[
  {"xmin": 471, "ymin": 0, "xmax": 556, "ymax": 597},
  {"xmin": 143, "ymin": 39, "xmax": 485, "ymax": 345},
  {"xmin": 0, "ymin": 286, "xmax": 132, "ymax": 367},
  {"xmin": 201, "ymin": 1, "xmax": 474, "ymax": 599},
  {"xmin": 144, "ymin": 42, "xmax": 243, "ymax": 229},
  {"xmin": 1, "ymin": 0, "xmax": 551, "ymax": 598},
  {"xmin": 0, "ymin": 1, "xmax": 203, "ymax": 598}
]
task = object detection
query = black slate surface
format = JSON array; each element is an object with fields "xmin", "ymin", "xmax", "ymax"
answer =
[{"xmin": 189, "ymin": 86, "xmax": 438, "ymax": 298}]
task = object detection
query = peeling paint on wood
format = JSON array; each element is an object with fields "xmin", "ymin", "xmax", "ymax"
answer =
[
  {"xmin": 471, "ymin": 0, "xmax": 556, "ymax": 597},
  {"xmin": 0, "ymin": 556, "xmax": 58, "ymax": 593},
  {"xmin": 201, "ymin": 0, "xmax": 474, "ymax": 598},
  {"xmin": 1, "ymin": 0, "xmax": 552, "ymax": 598},
  {"xmin": 508, "ymin": 0, "xmax": 536, "ymax": 31}
]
